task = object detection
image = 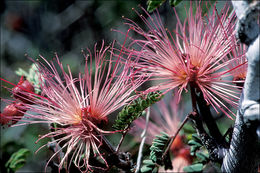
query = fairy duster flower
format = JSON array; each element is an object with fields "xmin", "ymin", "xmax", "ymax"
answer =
[
  {"xmin": 123, "ymin": 2, "xmax": 245, "ymax": 118},
  {"xmin": 3, "ymin": 42, "xmax": 146, "ymax": 172}
]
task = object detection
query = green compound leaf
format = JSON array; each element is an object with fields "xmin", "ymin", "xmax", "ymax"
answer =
[
  {"xmin": 183, "ymin": 163, "xmax": 203, "ymax": 173},
  {"xmin": 188, "ymin": 133, "xmax": 203, "ymax": 156},
  {"xmin": 5, "ymin": 148, "xmax": 30, "ymax": 173},
  {"xmin": 188, "ymin": 140, "xmax": 202, "ymax": 147},
  {"xmin": 147, "ymin": 0, "xmax": 166, "ymax": 13},
  {"xmin": 150, "ymin": 132, "xmax": 172, "ymax": 168},
  {"xmin": 169, "ymin": 0, "xmax": 183, "ymax": 7},
  {"xmin": 141, "ymin": 132, "xmax": 173, "ymax": 173},
  {"xmin": 113, "ymin": 91, "xmax": 163, "ymax": 131},
  {"xmin": 141, "ymin": 159, "xmax": 158, "ymax": 173},
  {"xmin": 195, "ymin": 152, "xmax": 209, "ymax": 163},
  {"xmin": 16, "ymin": 63, "xmax": 42, "ymax": 94}
]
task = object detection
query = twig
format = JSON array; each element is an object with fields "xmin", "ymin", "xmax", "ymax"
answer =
[
  {"xmin": 47, "ymin": 123, "xmax": 65, "ymax": 165},
  {"xmin": 116, "ymin": 131, "xmax": 128, "ymax": 153},
  {"xmin": 135, "ymin": 108, "xmax": 150, "ymax": 173},
  {"xmin": 161, "ymin": 112, "xmax": 191, "ymax": 161},
  {"xmin": 99, "ymin": 133, "xmax": 116, "ymax": 153}
]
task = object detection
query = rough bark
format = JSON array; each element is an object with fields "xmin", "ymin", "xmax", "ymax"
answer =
[{"xmin": 221, "ymin": 1, "xmax": 260, "ymax": 172}]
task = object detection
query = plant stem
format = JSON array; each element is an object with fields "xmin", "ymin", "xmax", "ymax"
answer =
[
  {"xmin": 189, "ymin": 85, "xmax": 198, "ymax": 112},
  {"xmin": 195, "ymin": 92, "xmax": 224, "ymax": 145},
  {"xmin": 100, "ymin": 134, "xmax": 116, "ymax": 153},
  {"xmin": 116, "ymin": 131, "xmax": 128, "ymax": 152},
  {"xmin": 161, "ymin": 112, "xmax": 191, "ymax": 161}
]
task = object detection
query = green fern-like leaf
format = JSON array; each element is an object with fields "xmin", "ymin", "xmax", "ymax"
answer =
[
  {"xmin": 141, "ymin": 132, "xmax": 173, "ymax": 172},
  {"xmin": 141, "ymin": 159, "xmax": 158, "ymax": 173},
  {"xmin": 150, "ymin": 132, "xmax": 172, "ymax": 169},
  {"xmin": 188, "ymin": 133, "xmax": 203, "ymax": 156},
  {"xmin": 15, "ymin": 63, "xmax": 42, "ymax": 94},
  {"xmin": 113, "ymin": 91, "xmax": 163, "ymax": 130}
]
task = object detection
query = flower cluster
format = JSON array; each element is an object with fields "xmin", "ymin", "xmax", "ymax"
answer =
[{"xmin": 1, "ymin": 1, "xmax": 249, "ymax": 173}]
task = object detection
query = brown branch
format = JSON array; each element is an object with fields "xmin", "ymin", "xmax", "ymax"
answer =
[{"xmin": 161, "ymin": 112, "xmax": 192, "ymax": 161}]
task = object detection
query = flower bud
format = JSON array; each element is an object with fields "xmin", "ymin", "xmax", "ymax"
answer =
[
  {"xmin": 0, "ymin": 102, "xmax": 25, "ymax": 125},
  {"xmin": 12, "ymin": 76, "xmax": 35, "ymax": 104}
]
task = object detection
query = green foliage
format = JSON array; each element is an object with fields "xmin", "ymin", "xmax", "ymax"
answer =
[
  {"xmin": 141, "ymin": 132, "xmax": 172, "ymax": 173},
  {"xmin": 16, "ymin": 63, "xmax": 41, "ymax": 94},
  {"xmin": 188, "ymin": 134, "xmax": 202, "ymax": 156},
  {"xmin": 183, "ymin": 163, "xmax": 203, "ymax": 173},
  {"xmin": 113, "ymin": 91, "xmax": 163, "ymax": 131},
  {"xmin": 5, "ymin": 148, "xmax": 30, "ymax": 173},
  {"xmin": 147, "ymin": 0, "xmax": 166, "ymax": 13},
  {"xmin": 150, "ymin": 132, "xmax": 170, "ymax": 165},
  {"xmin": 140, "ymin": 159, "xmax": 158, "ymax": 173},
  {"xmin": 195, "ymin": 152, "xmax": 209, "ymax": 163},
  {"xmin": 147, "ymin": 0, "xmax": 183, "ymax": 12},
  {"xmin": 185, "ymin": 133, "xmax": 210, "ymax": 172}
]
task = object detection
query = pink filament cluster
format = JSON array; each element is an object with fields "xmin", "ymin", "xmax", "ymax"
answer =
[
  {"xmin": 121, "ymin": 2, "xmax": 247, "ymax": 118},
  {"xmin": 2, "ymin": 41, "xmax": 146, "ymax": 172}
]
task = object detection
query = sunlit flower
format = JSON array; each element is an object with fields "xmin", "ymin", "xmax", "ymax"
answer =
[
  {"xmin": 3, "ymin": 42, "xmax": 146, "ymax": 172},
  {"xmin": 123, "ymin": 2, "xmax": 244, "ymax": 118}
]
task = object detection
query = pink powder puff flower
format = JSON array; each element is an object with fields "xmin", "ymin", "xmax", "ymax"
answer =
[
  {"xmin": 121, "ymin": 2, "xmax": 245, "ymax": 118},
  {"xmin": 1, "ymin": 42, "xmax": 146, "ymax": 172}
]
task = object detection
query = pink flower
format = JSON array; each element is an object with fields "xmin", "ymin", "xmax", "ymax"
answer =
[
  {"xmin": 122, "ymin": 2, "xmax": 244, "ymax": 118},
  {"xmin": 3, "ymin": 42, "xmax": 146, "ymax": 172}
]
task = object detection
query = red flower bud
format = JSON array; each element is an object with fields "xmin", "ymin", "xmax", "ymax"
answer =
[
  {"xmin": 0, "ymin": 102, "xmax": 25, "ymax": 125},
  {"xmin": 12, "ymin": 76, "xmax": 35, "ymax": 104}
]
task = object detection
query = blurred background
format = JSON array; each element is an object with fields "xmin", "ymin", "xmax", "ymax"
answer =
[{"xmin": 0, "ymin": 0, "xmax": 232, "ymax": 172}]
